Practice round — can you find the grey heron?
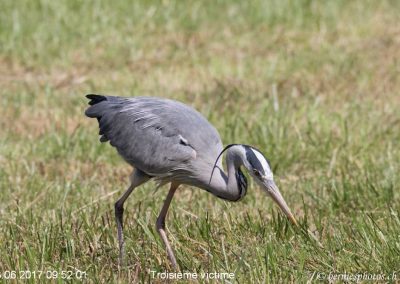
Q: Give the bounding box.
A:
[85,94,297,268]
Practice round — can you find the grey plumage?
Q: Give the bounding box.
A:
[85,94,297,268]
[85,95,222,187]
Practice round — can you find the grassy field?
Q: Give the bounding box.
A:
[1,0,400,282]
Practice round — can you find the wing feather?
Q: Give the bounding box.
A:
[85,95,222,180]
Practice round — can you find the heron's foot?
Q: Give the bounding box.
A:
[118,238,125,267]
[156,219,178,269]
[117,221,125,267]
[115,203,125,267]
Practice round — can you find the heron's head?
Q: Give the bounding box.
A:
[211,144,298,226]
[240,145,297,225]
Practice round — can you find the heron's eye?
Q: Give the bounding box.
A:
[253,169,261,177]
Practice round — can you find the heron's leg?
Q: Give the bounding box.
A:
[156,183,179,269]
[115,169,149,266]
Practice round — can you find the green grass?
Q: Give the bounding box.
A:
[1,0,400,282]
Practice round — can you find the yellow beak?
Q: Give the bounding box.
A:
[263,180,298,226]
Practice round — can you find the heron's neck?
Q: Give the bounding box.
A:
[206,148,247,201]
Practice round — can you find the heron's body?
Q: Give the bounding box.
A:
[85,94,297,268]
[87,96,223,182]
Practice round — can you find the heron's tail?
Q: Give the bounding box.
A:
[84,94,122,142]
[86,94,107,106]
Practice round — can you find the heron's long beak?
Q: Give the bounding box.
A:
[263,180,298,226]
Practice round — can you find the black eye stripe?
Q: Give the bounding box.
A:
[244,147,265,175]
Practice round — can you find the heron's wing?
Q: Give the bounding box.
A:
[85,95,199,177]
